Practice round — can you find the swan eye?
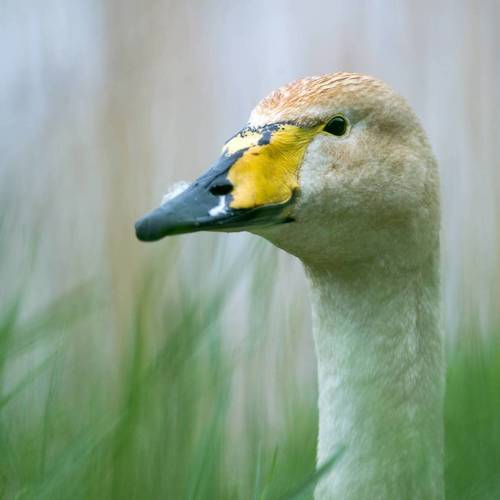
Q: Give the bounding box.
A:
[324,116,348,136]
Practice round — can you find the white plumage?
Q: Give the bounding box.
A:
[136,72,444,500]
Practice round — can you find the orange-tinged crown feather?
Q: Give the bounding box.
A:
[249,72,397,127]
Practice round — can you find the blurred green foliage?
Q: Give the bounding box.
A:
[0,241,499,500]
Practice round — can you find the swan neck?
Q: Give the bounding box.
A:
[306,253,444,500]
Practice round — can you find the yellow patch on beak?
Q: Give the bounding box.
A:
[222,123,320,209]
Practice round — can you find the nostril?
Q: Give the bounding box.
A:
[209,182,233,196]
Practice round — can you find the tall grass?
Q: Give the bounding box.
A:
[0,236,499,499]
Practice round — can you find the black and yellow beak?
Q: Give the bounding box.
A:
[135,122,320,242]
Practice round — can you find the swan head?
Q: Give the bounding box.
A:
[135,73,439,268]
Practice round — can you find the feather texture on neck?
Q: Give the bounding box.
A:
[306,249,444,500]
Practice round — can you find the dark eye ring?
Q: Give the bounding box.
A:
[324,115,348,136]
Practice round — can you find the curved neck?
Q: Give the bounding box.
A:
[305,251,444,500]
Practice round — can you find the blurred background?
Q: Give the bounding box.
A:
[1,1,499,499]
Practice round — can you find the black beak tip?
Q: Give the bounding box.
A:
[135,216,157,242]
[134,217,147,241]
[135,207,189,242]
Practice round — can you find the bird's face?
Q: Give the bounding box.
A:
[135,74,439,267]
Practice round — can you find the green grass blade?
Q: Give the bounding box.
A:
[277,446,345,500]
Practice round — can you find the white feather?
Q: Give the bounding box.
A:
[160,181,190,206]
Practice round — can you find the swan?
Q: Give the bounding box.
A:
[135,73,444,500]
